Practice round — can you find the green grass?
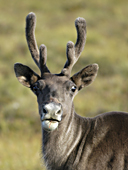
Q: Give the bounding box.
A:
[0,0,128,169]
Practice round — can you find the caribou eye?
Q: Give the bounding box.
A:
[31,82,39,93]
[33,86,38,92]
[71,85,77,93]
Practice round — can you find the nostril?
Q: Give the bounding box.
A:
[56,109,61,115]
[43,108,47,114]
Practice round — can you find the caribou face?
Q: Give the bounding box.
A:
[31,74,78,131]
[14,60,98,132]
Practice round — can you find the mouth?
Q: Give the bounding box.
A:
[42,118,60,131]
[42,118,60,123]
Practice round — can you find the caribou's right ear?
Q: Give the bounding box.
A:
[14,63,40,87]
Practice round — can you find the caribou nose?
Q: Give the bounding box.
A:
[41,102,62,131]
[42,102,62,116]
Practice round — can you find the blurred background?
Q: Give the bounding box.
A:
[0,0,128,169]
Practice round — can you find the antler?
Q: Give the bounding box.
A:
[61,17,86,77]
[26,12,50,77]
[26,13,86,77]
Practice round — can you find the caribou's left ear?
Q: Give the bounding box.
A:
[71,64,99,91]
[14,63,40,87]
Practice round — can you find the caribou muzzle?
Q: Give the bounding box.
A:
[41,102,63,131]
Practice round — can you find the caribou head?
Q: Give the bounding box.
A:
[14,12,98,131]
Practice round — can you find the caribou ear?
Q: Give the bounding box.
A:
[14,63,40,87]
[71,64,99,91]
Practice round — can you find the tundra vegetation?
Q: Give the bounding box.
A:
[0,0,128,169]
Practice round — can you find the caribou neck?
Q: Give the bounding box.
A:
[42,104,92,169]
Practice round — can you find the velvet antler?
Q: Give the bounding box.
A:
[26,12,50,76]
[26,13,86,77]
[61,17,86,77]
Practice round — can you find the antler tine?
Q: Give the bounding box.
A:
[26,12,50,75]
[39,44,50,77]
[75,17,86,58]
[61,41,75,76]
[61,17,86,77]
[26,12,40,67]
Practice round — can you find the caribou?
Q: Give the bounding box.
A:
[14,12,128,170]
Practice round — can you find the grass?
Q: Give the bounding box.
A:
[0,0,128,169]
